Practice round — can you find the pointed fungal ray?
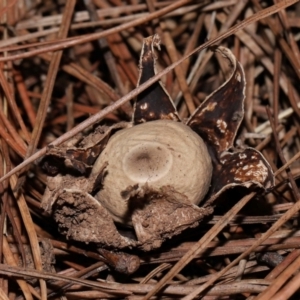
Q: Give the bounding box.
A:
[207,148,274,203]
[41,136,107,176]
[133,34,180,124]
[187,46,245,157]
[42,145,104,175]
[42,122,129,175]
[43,188,136,249]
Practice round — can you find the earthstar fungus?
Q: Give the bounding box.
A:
[42,34,274,252]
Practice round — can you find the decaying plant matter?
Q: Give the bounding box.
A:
[42,34,274,251]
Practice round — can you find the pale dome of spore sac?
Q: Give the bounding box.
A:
[91,119,213,225]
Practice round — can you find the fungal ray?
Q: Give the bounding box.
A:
[133,34,180,124]
[207,148,274,203]
[187,46,245,157]
[45,188,136,249]
[42,122,129,175]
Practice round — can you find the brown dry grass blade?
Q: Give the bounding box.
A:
[0,263,131,296]
[2,237,33,300]
[0,0,18,19]
[275,151,300,176]
[9,174,49,300]
[0,0,298,186]
[254,252,300,299]
[0,68,30,143]
[0,0,195,61]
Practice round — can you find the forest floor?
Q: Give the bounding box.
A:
[0,0,300,299]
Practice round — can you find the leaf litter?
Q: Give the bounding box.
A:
[0,0,300,299]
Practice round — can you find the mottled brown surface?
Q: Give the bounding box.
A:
[208,148,275,202]
[133,34,180,124]
[43,123,129,175]
[131,186,213,251]
[42,177,213,251]
[53,190,135,249]
[187,47,245,157]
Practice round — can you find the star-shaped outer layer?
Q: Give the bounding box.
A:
[134,35,274,203]
[41,35,274,253]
